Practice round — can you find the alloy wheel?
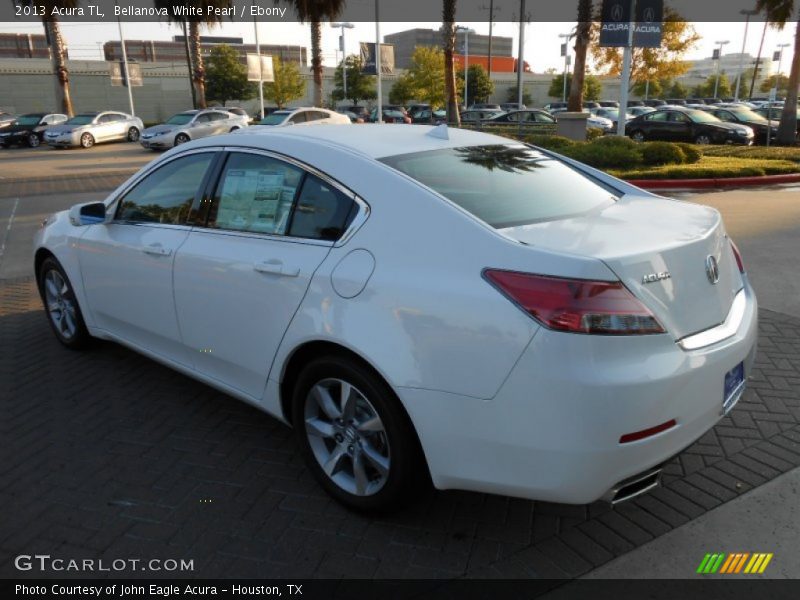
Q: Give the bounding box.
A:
[632,131,645,142]
[28,134,40,147]
[695,134,711,145]
[303,378,391,497]
[127,127,140,142]
[43,269,78,340]
[175,133,190,145]
[80,133,94,148]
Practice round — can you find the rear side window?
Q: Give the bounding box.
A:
[117,153,213,224]
[288,175,356,241]
[380,145,617,229]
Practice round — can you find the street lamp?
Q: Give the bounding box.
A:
[735,8,758,101]
[558,30,576,103]
[331,22,354,105]
[774,42,791,99]
[456,26,476,108]
[713,40,730,98]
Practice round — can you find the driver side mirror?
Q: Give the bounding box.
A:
[69,202,108,226]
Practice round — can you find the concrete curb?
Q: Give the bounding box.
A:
[626,172,800,190]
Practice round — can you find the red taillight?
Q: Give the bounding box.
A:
[484,269,665,335]
[729,239,745,273]
[619,419,677,444]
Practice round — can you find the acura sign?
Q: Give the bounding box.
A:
[634,0,663,48]
[599,0,663,48]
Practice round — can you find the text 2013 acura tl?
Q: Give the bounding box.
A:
[34,125,757,511]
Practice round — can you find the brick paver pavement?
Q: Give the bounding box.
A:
[1,277,799,578]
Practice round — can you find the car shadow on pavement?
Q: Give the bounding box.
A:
[2,277,799,579]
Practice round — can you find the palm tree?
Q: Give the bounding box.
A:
[442,0,461,125]
[155,1,232,109]
[285,1,346,107]
[40,1,77,116]
[567,0,593,112]
[756,0,799,144]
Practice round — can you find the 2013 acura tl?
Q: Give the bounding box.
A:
[33,125,757,511]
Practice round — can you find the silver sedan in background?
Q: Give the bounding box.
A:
[140,109,249,150]
[44,111,144,149]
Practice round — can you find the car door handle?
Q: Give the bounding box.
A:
[141,244,172,257]
[253,260,299,277]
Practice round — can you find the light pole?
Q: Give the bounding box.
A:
[253,1,264,120]
[774,43,791,99]
[115,4,135,117]
[331,22,354,106]
[456,26,475,107]
[713,40,730,99]
[558,31,575,103]
[735,8,758,101]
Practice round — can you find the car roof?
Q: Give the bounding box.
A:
[229,124,512,159]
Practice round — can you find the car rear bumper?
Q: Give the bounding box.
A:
[140,139,173,149]
[399,278,758,504]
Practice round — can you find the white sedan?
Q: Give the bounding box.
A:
[255,107,351,127]
[34,125,757,511]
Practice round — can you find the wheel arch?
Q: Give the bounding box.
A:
[34,247,57,296]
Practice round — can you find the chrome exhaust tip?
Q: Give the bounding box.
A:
[603,466,663,505]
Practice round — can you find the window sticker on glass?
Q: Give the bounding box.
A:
[216,169,286,233]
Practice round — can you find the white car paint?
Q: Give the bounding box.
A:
[253,107,351,128]
[34,125,758,506]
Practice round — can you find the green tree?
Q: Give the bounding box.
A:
[759,73,792,96]
[284,0,345,107]
[693,73,733,98]
[442,0,460,124]
[263,57,306,109]
[205,45,256,106]
[592,8,700,90]
[632,79,663,98]
[407,46,448,109]
[155,1,233,109]
[548,73,601,101]
[568,0,593,111]
[666,80,689,98]
[456,64,495,105]
[389,73,417,106]
[40,1,78,116]
[506,85,532,106]
[756,0,800,144]
[332,55,377,106]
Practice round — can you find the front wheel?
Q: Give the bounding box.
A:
[292,356,428,512]
[38,257,91,349]
[694,134,712,145]
[80,132,95,148]
[174,133,190,146]
[630,130,646,142]
[127,127,140,142]
[27,133,40,147]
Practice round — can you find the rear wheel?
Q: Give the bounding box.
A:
[292,355,427,512]
[631,130,646,142]
[694,133,712,145]
[38,257,90,349]
[126,127,140,142]
[174,133,190,146]
[80,133,95,148]
[27,133,40,147]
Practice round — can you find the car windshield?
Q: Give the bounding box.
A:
[66,115,95,125]
[729,109,768,123]
[166,113,194,125]
[260,112,290,125]
[380,145,618,229]
[685,109,720,123]
[15,115,42,126]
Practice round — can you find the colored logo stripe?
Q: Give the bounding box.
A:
[697,553,773,574]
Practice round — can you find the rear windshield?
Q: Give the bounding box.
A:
[380,145,618,229]
[260,112,290,125]
[166,113,194,125]
[67,115,95,125]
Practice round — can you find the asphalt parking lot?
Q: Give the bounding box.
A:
[1,147,799,579]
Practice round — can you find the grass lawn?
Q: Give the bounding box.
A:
[609,156,800,180]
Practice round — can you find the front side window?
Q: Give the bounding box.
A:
[208,153,304,235]
[116,153,214,224]
[380,145,617,229]
[645,112,668,122]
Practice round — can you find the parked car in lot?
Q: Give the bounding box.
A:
[338,110,365,124]
[627,106,656,117]
[753,106,800,139]
[626,107,755,145]
[598,100,620,108]
[460,109,505,123]
[34,124,757,511]
[0,113,68,147]
[643,99,666,107]
[704,106,779,144]
[409,108,447,124]
[44,111,144,149]
[499,102,526,111]
[257,107,351,127]
[369,108,411,124]
[486,109,556,125]
[338,105,370,120]
[140,109,249,150]
[591,107,634,128]
[468,103,502,111]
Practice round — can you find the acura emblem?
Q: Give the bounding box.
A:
[706,255,720,284]
[643,7,655,22]
[611,3,624,21]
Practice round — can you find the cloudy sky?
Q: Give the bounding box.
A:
[0,19,795,74]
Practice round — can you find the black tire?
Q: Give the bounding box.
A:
[80,132,95,148]
[174,133,190,146]
[631,130,646,142]
[38,257,91,349]
[292,355,428,513]
[694,133,712,145]
[127,127,140,142]
[27,133,40,148]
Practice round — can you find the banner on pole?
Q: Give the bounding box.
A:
[246,54,274,82]
[599,0,662,48]
[109,62,142,87]
[633,0,663,48]
[599,0,633,47]
[359,42,395,74]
